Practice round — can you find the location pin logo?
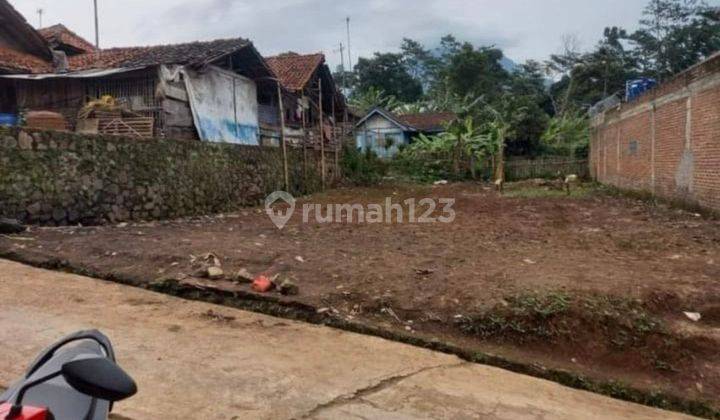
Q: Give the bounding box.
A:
[265,191,296,230]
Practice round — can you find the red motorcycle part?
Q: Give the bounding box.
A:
[0,403,49,420]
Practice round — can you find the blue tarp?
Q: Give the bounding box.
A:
[0,113,18,126]
[181,66,260,145]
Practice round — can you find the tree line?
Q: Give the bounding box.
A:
[336,0,719,165]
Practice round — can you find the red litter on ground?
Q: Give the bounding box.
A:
[252,275,274,293]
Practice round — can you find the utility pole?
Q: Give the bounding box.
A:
[36,9,43,28]
[93,0,100,49]
[346,17,353,72]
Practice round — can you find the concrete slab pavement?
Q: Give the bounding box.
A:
[0,259,694,419]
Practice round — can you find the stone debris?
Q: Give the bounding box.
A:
[683,312,702,322]
[278,279,299,296]
[233,268,254,283]
[191,252,221,268]
[0,218,26,234]
[206,267,224,280]
[201,309,235,323]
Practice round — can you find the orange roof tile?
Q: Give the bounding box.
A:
[0,46,51,73]
[39,24,97,54]
[67,38,251,72]
[265,52,325,92]
[397,112,457,132]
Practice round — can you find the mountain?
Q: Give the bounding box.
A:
[501,57,518,73]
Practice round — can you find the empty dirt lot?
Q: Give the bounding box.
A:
[1,182,719,415]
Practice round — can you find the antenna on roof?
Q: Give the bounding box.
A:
[36,8,43,28]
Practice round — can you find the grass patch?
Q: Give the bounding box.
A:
[598,184,720,220]
[456,291,665,348]
[502,184,597,199]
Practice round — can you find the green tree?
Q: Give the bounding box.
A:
[548,29,637,113]
[630,0,719,80]
[476,96,529,182]
[504,61,552,156]
[348,87,402,115]
[354,53,423,103]
[402,116,496,180]
[438,43,509,102]
[541,112,590,158]
[400,38,437,91]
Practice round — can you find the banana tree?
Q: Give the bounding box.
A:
[349,87,402,114]
[541,112,590,158]
[478,96,528,183]
[409,116,495,178]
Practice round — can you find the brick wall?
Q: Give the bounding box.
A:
[0,128,324,225]
[591,53,720,212]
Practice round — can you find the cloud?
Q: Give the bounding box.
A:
[11,0,650,69]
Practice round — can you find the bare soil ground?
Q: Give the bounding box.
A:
[2,182,720,412]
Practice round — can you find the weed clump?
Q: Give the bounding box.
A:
[455,291,665,349]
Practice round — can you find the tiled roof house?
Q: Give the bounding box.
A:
[38,24,97,56]
[354,107,457,158]
[265,52,345,126]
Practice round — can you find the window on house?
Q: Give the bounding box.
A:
[385,135,399,149]
[629,140,639,156]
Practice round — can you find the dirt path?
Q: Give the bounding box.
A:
[1,182,719,414]
[0,259,693,419]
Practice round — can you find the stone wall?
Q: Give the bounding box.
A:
[590,54,720,212]
[0,128,323,225]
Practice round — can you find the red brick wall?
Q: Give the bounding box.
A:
[591,54,720,212]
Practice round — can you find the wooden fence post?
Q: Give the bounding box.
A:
[332,95,339,181]
[318,79,326,191]
[277,83,289,191]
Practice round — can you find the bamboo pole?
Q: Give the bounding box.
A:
[318,79,326,191]
[302,101,307,185]
[332,94,339,180]
[277,83,289,191]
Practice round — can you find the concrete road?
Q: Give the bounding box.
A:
[0,259,693,419]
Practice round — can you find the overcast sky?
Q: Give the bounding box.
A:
[11,0,696,69]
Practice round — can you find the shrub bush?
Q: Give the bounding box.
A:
[340,144,388,186]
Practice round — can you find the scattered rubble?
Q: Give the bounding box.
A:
[201,309,236,323]
[684,312,702,322]
[206,267,224,280]
[278,279,299,296]
[252,275,275,293]
[233,268,254,283]
[0,218,26,235]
